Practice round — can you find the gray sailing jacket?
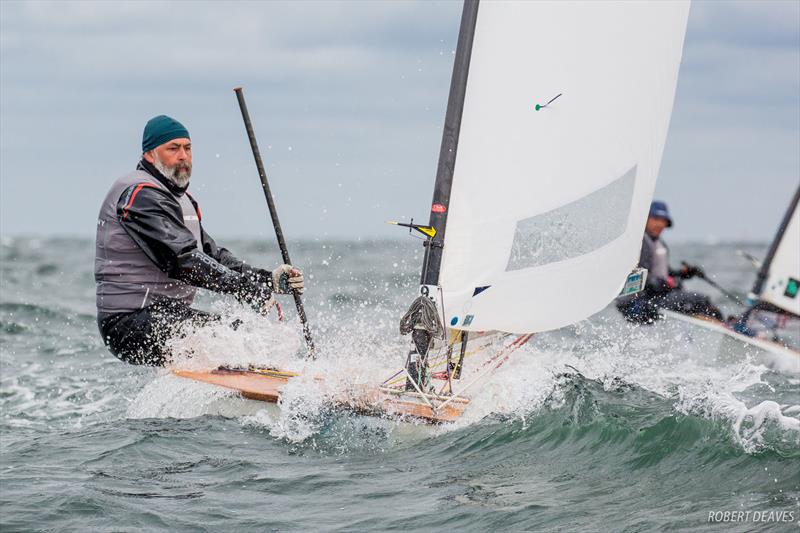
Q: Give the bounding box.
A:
[641,233,670,292]
[95,162,272,316]
[617,233,680,307]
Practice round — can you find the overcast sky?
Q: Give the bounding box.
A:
[1,0,798,242]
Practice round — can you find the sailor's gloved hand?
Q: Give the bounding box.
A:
[680,262,704,279]
[271,264,305,294]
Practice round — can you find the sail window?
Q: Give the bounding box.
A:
[786,278,799,298]
[506,166,637,271]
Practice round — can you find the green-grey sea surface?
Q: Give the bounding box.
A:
[1,238,798,532]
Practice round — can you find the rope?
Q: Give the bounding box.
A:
[399,296,443,337]
[384,334,511,389]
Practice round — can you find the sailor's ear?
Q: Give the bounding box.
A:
[142,151,155,164]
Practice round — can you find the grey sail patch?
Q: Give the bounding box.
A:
[506,166,637,271]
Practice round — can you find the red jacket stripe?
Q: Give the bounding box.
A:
[122,183,159,219]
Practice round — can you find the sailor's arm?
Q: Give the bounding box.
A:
[184,192,294,293]
[116,185,272,306]
[201,228,305,295]
[671,263,704,280]
[189,198,304,296]
[199,226,274,284]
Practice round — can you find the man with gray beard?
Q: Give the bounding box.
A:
[94,115,304,365]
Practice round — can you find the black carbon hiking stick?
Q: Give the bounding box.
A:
[234,87,316,358]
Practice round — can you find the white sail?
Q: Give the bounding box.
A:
[437,1,690,334]
[757,192,800,317]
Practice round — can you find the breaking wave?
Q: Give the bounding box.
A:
[126,308,800,458]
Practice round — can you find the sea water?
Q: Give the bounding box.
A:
[1,238,798,531]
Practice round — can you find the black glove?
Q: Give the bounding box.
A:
[680,262,704,279]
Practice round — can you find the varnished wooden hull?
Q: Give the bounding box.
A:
[172,367,469,424]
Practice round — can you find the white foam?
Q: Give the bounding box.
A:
[127,305,408,441]
[445,316,800,453]
[242,373,331,442]
[127,306,800,452]
[165,307,304,371]
[675,387,800,453]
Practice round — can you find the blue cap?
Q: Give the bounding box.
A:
[649,200,673,227]
[142,115,190,153]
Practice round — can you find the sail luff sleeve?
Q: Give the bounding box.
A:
[420,0,480,286]
[751,184,800,299]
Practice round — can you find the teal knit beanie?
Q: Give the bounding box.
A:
[142,115,190,152]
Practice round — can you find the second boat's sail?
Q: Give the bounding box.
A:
[429,1,690,334]
[749,185,800,318]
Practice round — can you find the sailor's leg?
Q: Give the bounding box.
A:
[101,306,171,365]
[100,299,220,366]
[616,297,660,324]
[660,290,723,321]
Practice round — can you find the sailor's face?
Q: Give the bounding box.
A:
[645,216,669,238]
[151,138,192,168]
[144,138,193,185]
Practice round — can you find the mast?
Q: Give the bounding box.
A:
[750,184,800,301]
[420,0,480,286]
